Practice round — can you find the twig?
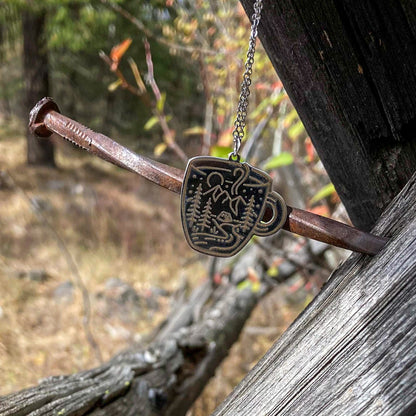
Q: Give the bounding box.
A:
[254,238,329,278]
[4,170,103,364]
[144,39,161,102]
[100,45,188,163]
[144,39,188,163]
[99,51,152,106]
[241,107,273,161]
[202,99,214,155]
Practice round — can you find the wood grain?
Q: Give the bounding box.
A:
[241,0,416,230]
[212,174,416,415]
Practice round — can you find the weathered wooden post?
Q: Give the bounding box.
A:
[212,1,416,414]
[0,1,415,415]
[240,0,416,231]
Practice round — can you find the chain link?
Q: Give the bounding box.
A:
[230,0,264,160]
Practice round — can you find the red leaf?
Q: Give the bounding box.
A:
[216,114,225,127]
[213,273,222,285]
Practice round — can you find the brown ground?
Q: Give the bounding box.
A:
[0,121,312,414]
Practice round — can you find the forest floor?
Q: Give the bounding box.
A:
[0,120,314,415]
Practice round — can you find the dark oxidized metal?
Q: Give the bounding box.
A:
[29,97,389,256]
[181,157,286,256]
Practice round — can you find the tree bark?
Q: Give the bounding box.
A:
[22,8,55,166]
[241,0,416,231]
[0,238,329,416]
[212,172,416,416]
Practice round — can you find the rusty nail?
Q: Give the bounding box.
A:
[29,97,389,255]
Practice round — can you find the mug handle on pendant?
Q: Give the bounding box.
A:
[254,191,287,236]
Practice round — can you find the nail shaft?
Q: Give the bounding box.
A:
[285,207,388,255]
[43,109,183,193]
[29,97,388,255]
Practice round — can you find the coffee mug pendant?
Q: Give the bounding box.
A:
[181,156,287,257]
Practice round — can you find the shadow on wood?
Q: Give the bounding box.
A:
[212,173,416,415]
[241,0,416,231]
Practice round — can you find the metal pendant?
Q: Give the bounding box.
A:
[180,156,287,257]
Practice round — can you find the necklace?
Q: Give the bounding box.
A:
[180,0,287,257]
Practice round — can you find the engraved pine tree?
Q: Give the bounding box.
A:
[240,195,257,232]
[197,197,212,231]
[186,183,203,228]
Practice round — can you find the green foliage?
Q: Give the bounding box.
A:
[0,0,202,147]
[108,79,122,92]
[263,153,294,170]
[156,92,166,112]
[144,116,159,131]
[237,278,260,293]
[310,183,336,205]
[210,146,233,159]
[183,126,206,136]
[47,3,115,52]
[288,121,305,141]
[0,0,321,179]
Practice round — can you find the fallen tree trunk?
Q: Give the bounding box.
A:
[212,173,415,415]
[0,236,328,416]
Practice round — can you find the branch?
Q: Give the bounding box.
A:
[143,39,188,163]
[0,235,329,416]
[100,44,188,163]
[212,175,416,416]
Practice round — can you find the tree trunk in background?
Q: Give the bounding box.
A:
[0,22,11,120]
[22,9,55,166]
[241,0,416,231]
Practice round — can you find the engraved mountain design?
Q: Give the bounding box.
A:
[181,157,279,256]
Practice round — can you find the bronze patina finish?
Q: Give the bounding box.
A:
[29,97,389,255]
[181,156,287,257]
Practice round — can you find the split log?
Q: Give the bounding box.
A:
[241,0,416,230]
[212,173,416,415]
[0,238,328,416]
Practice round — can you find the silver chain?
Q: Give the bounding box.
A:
[230,0,264,161]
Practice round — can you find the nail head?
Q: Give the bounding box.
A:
[29,97,61,137]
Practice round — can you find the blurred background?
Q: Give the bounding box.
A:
[0,1,349,414]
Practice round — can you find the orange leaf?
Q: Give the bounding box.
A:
[110,38,132,70]
[255,82,269,91]
[247,267,260,283]
[272,258,284,267]
[309,205,330,217]
[217,127,233,147]
[272,81,283,90]
[305,137,315,162]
